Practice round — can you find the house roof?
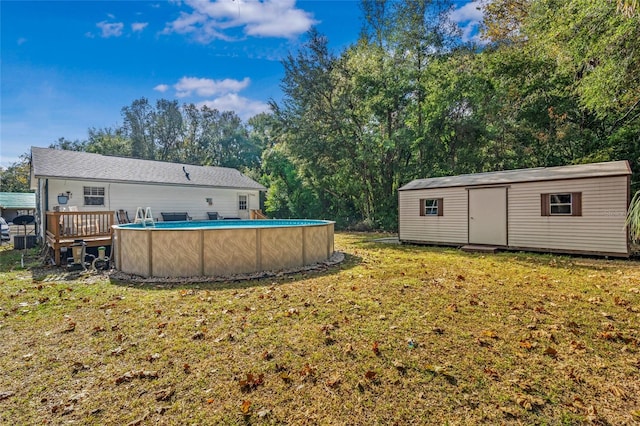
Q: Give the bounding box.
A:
[0,192,36,209]
[399,160,632,191]
[31,147,266,191]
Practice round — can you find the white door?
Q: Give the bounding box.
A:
[238,194,249,219]
[468,187,507,246]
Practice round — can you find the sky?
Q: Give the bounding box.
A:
[0,0,483,168]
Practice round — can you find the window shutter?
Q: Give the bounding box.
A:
[437,198,444,216]
[419,199,425,216]
[572,192,582,216]
[541,194,550,216]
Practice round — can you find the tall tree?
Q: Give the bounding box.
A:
[122,98,155,160]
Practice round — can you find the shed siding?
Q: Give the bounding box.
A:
[508,176,628,254]
[399,187,468,244]
[47,179,260,221]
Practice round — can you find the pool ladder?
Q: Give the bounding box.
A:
[134,207,155,227]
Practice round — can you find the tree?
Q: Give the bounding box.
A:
[122,98,155,160]
[0,154,32,192]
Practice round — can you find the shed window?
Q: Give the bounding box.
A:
[238,195,248,211]
[83,186,105,206]
[420,198,443,216]
[541,192,582,216]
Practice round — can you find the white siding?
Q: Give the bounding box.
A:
[398,187,468,244]
[46,179,260,221]
[507,176,628,255]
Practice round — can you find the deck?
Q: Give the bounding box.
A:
[46,211,115,265]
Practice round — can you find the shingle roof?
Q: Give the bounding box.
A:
[399,160,631,191]
[31,147,266,191]
[0,192,36,209]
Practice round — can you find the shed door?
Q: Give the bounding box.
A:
[238,194,249,219]
[468,187,507,246]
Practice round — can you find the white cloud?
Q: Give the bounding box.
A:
[197,94,269,120]
[132,22,149,32]
[154,84,170,93]
[17,37,27,46]
[450,1,484,23]
[164,0,317,42]
[97,21,124,38]
[449,1,486,44]
[174,76,251,98]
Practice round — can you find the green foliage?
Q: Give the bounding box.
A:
[0,154,32,193]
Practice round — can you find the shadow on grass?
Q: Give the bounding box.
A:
[359,238,639,272]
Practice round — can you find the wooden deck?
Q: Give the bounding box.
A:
[46,211,115,265]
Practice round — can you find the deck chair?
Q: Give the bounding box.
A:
[117,209,131,224]
[207,212,219,220]
[160,212,191,221]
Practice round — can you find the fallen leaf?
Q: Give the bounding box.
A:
[0,391,15,401]
[241,400,251,415]
[326,375,341,388]
[543,347,558,358]
[191,331,205,340]
[364,370,377,380]
[257,407,271,418]
[519,340,534,350]
[372,341,381,356]
[484,367,500,380]
[154,387,174,402]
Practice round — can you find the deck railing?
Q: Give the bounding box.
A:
[45,211,115,265]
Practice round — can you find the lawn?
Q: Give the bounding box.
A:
[1,233,639,425]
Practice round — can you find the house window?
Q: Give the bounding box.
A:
[238,195,248,211]
[541,192,582,216]
[419,198,443,216]
[84,186,105,206]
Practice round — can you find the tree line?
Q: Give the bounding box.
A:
[2,0,638,231]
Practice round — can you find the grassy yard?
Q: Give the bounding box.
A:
[1,233,639,425]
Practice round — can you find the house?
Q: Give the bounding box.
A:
[0,192,36,222]
[30,147,266,263]
[398,160,632,257]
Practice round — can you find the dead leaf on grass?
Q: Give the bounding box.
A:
[543,347,558,358]
[326,374,341,388]
[519,340,535,350]
[154,387,174,401]
[241,400,251,415]
[372,341,381,356]
[484,367,500,380]
[62,319,76,333]
[516,393,544,411]
[239,373,264,392]
[115,370,158,385]
[110,346,125,356]
[364,370,377,380]
[0,391,15,401]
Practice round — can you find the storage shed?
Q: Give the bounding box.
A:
[398,161,632,257]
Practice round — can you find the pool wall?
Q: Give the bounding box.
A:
[113,221,334,278]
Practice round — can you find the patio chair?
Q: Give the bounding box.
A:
[207,212,219,220]
[160,212,191,221]
[117,209,131,224]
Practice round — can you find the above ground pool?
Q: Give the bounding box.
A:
[112,219,335,278]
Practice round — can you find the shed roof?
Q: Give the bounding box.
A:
[399,160,631,191]
[0,192,36,209]
[31,147,266,191]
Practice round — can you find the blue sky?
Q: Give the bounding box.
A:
[0,0,483,168]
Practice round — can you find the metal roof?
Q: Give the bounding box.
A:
[0,192,36,209]
[31,147,266,191]
[399,160,631,191]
